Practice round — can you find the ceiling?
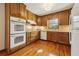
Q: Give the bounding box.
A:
[25,3,74,16]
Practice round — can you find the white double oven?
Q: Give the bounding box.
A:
[10,16,26,48]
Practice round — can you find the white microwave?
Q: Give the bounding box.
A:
[10,17,26,34]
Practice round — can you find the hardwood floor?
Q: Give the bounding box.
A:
[0,40,71,56]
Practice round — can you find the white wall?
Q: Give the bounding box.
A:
[0,4,5,50]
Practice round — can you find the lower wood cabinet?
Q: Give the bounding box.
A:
[26,32,39,44]
[58,32,69,44]
[47,31,69,45]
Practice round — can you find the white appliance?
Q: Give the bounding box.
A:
[10,17,26,34]
[10,16,26,48]
[10,33,26,48]
[40,31,47,40]
[71,16,79,56]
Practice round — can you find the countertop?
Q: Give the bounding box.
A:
[41,25,70,32]
[26,25,70,32]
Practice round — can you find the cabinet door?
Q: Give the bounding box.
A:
[47,32,52,41]
[32,14,37,22]
[37,17,42,26]
[47,32,58,42]
[41,16,47,26]
[51,32,59,42]
[58,10,70,25]
[26,32,31,44]
[19,4,26,19]
[27,10,33,20]
[58,32,69,44]
[10,3,20,17]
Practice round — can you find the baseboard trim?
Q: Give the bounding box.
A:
[0,49,6,52]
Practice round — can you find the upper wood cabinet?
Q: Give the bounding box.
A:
[41,16,48,26]
[37,17,42,26]
[27,10,33,20]
[9,3,27,19]
[27,10,37,22]
[58,10,70,25]
[32,14,37,22]
[40,9,71,26]
[9,3,20,17]
[19,4,27,19]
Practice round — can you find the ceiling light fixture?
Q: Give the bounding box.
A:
[41,3,55,11]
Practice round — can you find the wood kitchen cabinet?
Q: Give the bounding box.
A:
[39,9,71,26]
[37,16,42,26]
[9,3,27,19]
[47,31,69,45]
[27,10,33,20]
[5,3,38,54]
[26,32,40,44]
[9,3,20,17]
[19,4,27,19]
[32,15,37,22]
[58,32,69,44]
[41,16,48,26]
[47,32,58,42]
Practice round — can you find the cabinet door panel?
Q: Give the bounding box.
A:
[47,32,52,41]
[41,16,47,26]
[10,3,20,17]
[48,32,58,42]
[51,32,58,42]
[58,32,69,44]
[19,4,26,19]
[37,17,42,26]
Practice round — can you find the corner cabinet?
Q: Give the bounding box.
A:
[47,31,70,45]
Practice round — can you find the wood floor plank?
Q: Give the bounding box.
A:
[59,44,65,56]
[0,40,71,56]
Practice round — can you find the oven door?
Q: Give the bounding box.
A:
[10,21,26,34]
[10,33,26,48]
